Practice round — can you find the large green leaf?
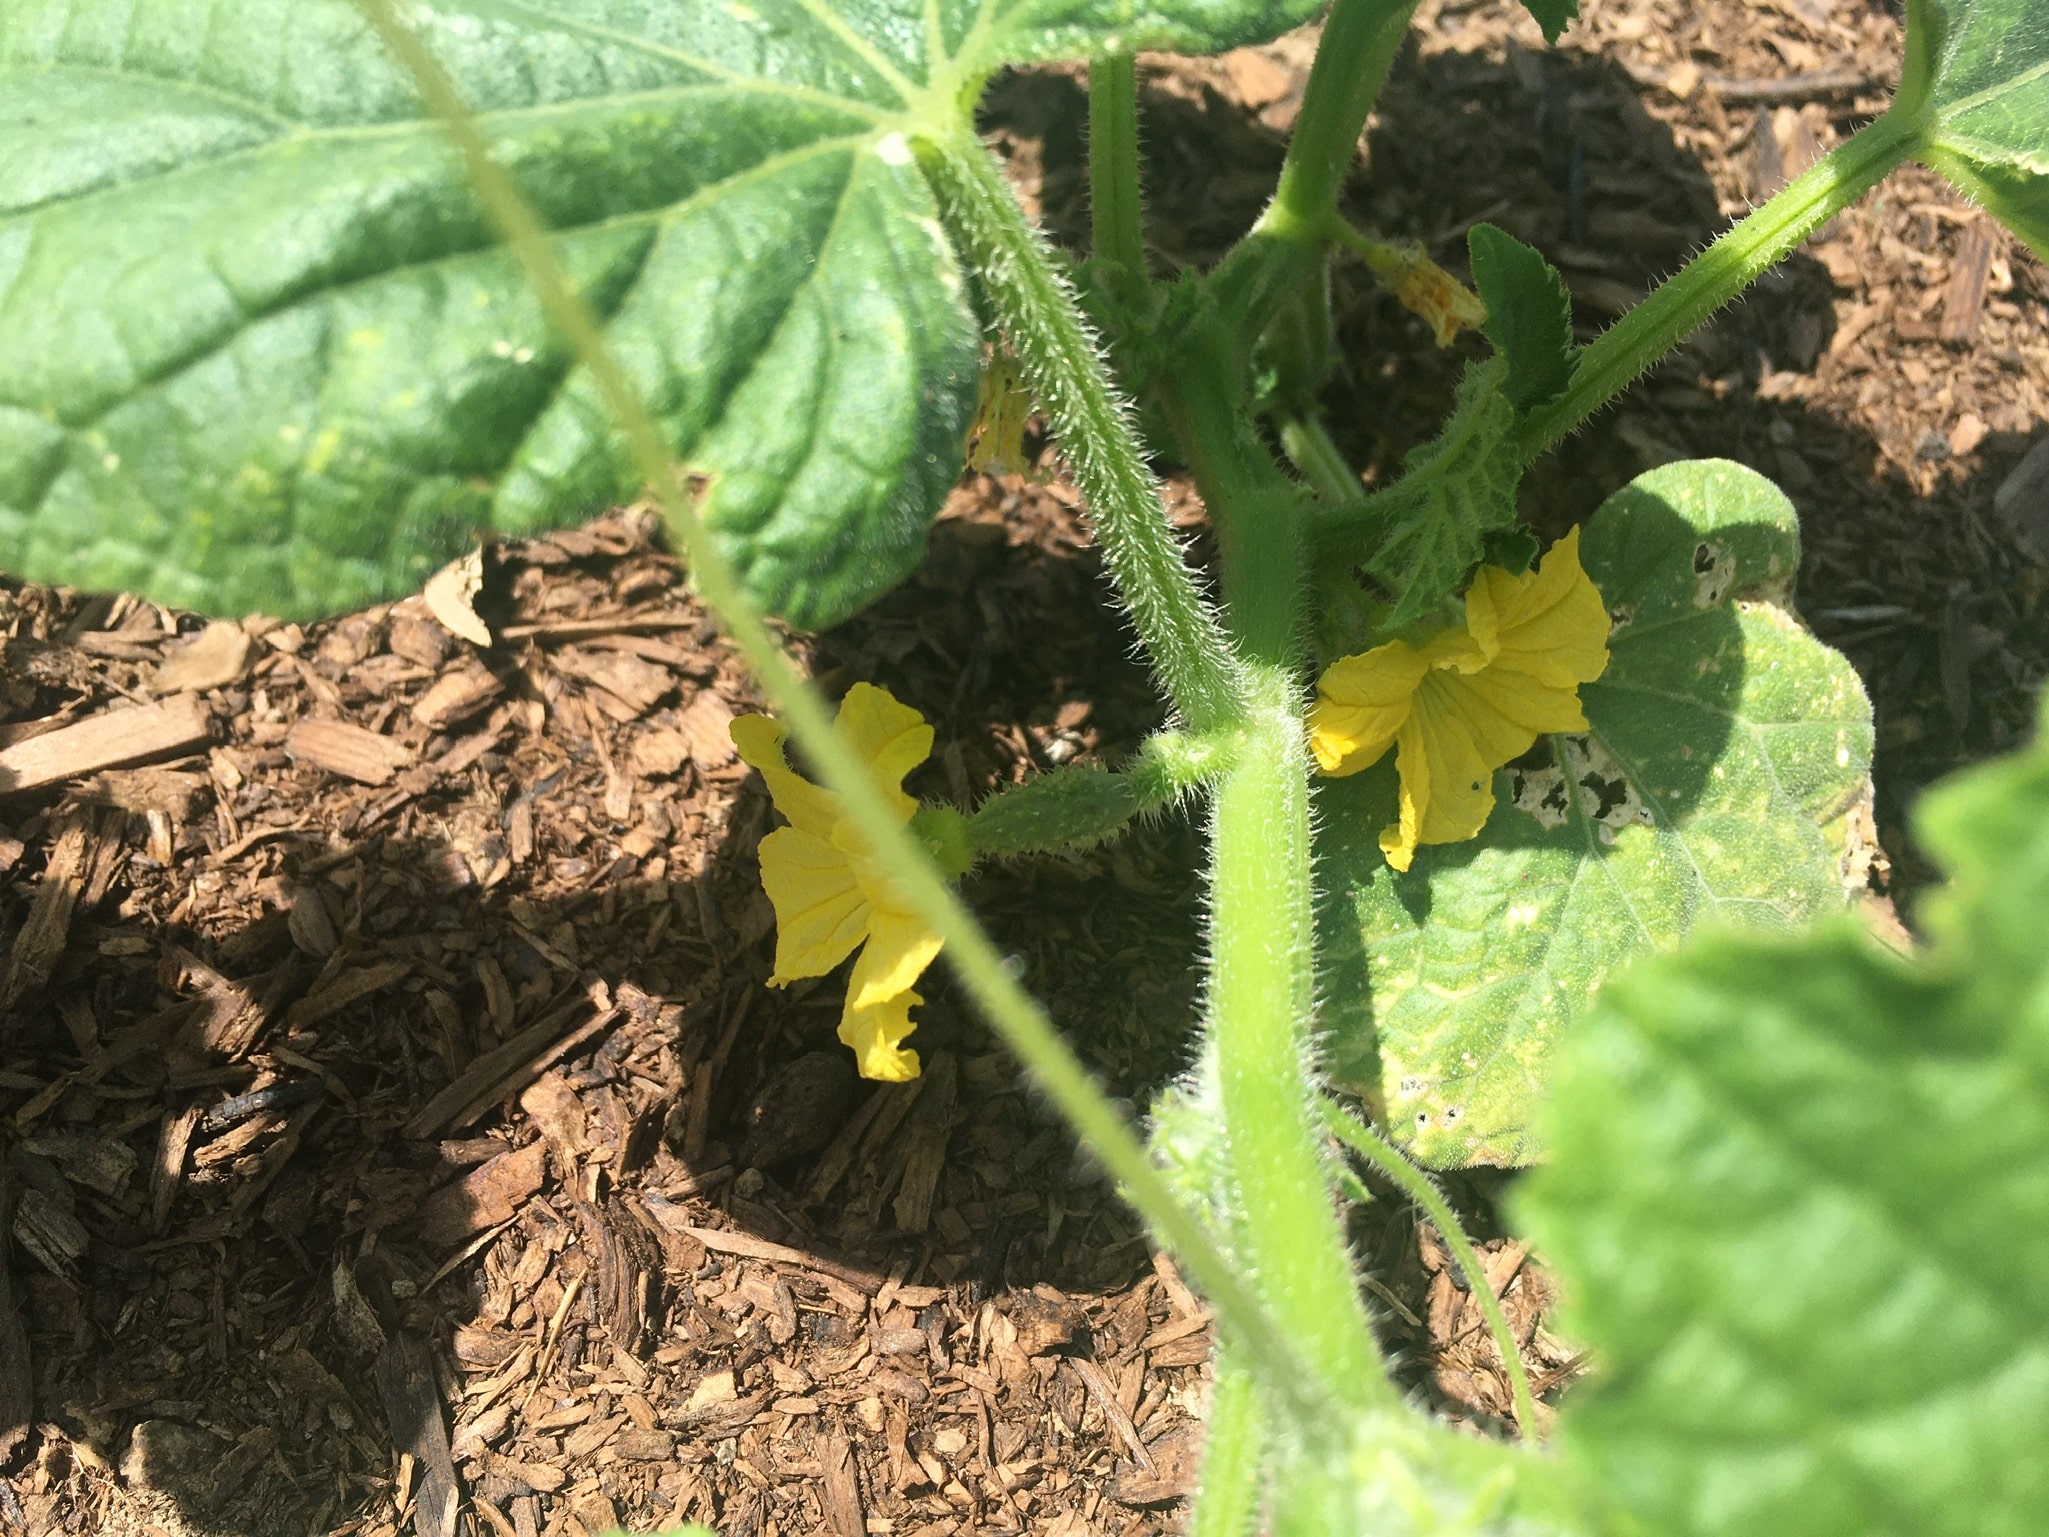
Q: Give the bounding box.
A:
[1318,460,1873,1167]
[1516,702,2049,1537]
[1900,0,2049,257]
[0,0,1319,626]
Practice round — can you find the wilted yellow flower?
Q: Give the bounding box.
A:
[1358,240,1488,347]
[1310,529,1610,871]
[965,349,1037,478]
[730,683,942,1082]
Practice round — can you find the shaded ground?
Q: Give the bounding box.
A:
[1,1,2042,1534]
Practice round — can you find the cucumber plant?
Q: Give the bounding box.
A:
[3,0,2046,1531]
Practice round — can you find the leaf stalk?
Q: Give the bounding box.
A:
[1088,54,1149,296]
[1519,111,1920,453]
[921,133,1248,733]
[1322,1098,1540,1437]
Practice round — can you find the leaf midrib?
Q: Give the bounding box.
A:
[1932,51,2049,127]
[18,133,871,430]
[0,71,885,234]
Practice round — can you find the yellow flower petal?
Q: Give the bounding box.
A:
[1309,642,1429,775]
[847,904,944,1012]
[756,826,868,984]
[835,682,931,822]
[1381,680,1521,870]
[1330,530,1611,869]
[1467,528,1610,692]
[730,715,840,837]
[840,988,923,1082]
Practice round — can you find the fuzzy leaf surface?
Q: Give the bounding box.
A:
[1358,359,1522,629]
[1903,0,2049,256]
[1468,224,1574,412]
[1516,707,2049,1537]
[1318,460,1872,1166]
[0,0,1319,625]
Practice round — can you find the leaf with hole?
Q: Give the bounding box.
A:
[1516,703,2049,1537]
[0,0,1323,625]
[1316,460,1874,1167]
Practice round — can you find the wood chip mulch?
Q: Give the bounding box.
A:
[0,470,1557,1537]
[6,1,2044,1533]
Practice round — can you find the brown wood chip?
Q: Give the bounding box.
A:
[414,1140,548,1251]
[151,620,254,695]
[284,960,412,1029]
[673,690,738,768]
[553,647,675,715]
[0,694,212,795]
[376,1334,460,1537]
[405,998,621,1139]
[1940,221,1995,345]
[892,1051,957,1235]
[413,661,505,731]
[2,809,124,1011]
[285,718,416,785]
[638,1201,885,1296]
[820,1426,865,1537]
[0,1185,32,1460]
[614,1427,676,1462]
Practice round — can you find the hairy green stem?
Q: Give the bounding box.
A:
[1519,112,1918,453]
[923,134,1245,732]
[1206,0,1416,370]
[1189,1353,1265,1537]
[1209,683,1383,1410]
[1088,54,1148,292]
[1278,415,1362,504]
[1322,1099,1540,1437]
[1156,328,1387,1413]
[354,0,1323,1418]
[1265,0,1419,241]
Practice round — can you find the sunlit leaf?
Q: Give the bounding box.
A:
[0,0,1321,624]
[1518,703,2049,1537]
[1901,0,2049,257]
[1318,461,1873,1166]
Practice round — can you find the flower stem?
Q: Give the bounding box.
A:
[1322,1098,1540,1437]
[1518,112,1918,454]
[355,0,1322,1420]
[965,727,1239,861]
[1088,54,1148,295]
[921,133,1245,733]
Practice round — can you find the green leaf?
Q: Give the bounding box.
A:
[0,0,1321,626]
[1515,704,2049,1537]
[1467,224,1575,412]
[1900,0,2049,258]
[1515,0,1580,46]
[1356,359,1522,630]
[1318,460,1874,1167]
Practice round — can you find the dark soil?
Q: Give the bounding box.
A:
[1,2,2042,1534]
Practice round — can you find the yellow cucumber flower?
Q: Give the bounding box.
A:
[1310,528,1610,872]
[730,683,942,1083]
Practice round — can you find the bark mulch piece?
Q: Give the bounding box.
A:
[2,2,2043,1533]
